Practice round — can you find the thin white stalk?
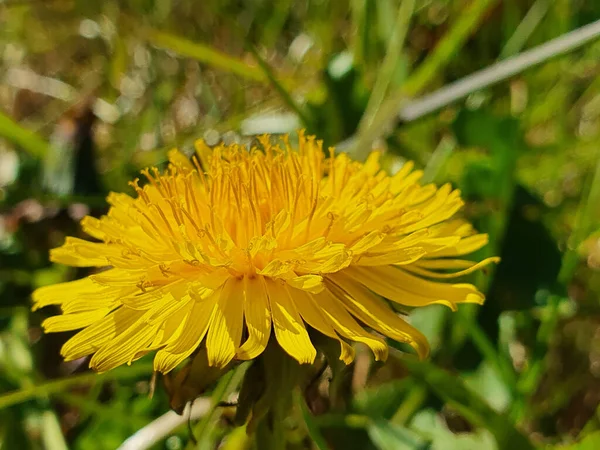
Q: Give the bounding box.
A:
[117,399,211,450]
[398,18,600,122]
[338,19,600,153]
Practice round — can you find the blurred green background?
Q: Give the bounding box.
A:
[2,0,600,449]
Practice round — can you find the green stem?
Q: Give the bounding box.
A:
[0,361,154,410]
[252,345,306,450]
[255,411,286,450]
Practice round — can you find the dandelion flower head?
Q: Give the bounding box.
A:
[32,132,498,373]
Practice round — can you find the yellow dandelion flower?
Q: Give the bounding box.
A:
[32,132,498,373]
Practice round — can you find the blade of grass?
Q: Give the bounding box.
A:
[500,0,554,58]
[559,150,600,283]
[260,0,293,47]
[295,389,330,450]
[353,0,498,156]
[390,384,427,426]
[398,354,535,449]
[403,0,499,95]
[0,110,52,158]
[421,136,456,184]
[455,309,518,395]
[56,392,148,429]
[357,0,415,134]
[145,29,266,83]
[40,410,69,450]
[350,0,373,68]
[513,152,600,421]
[397,18,600,123]
[185,362,249,450]
[0,362,154,409]
[247,45,313,127]
[346,14,600,158]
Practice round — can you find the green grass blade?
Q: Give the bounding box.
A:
[455,310,518,394]
[0,362,154,410]
[185,362,249,450]
[56,392,147,428]
[559,150,600,283]
[247,45,313,127]
[145,30,266,82]
[358,0,415,134]
[399,355,535,449]
[514,153,600,421]
[0,110,51,158]
[500,0,553,58]
[40,410,69,450]
[295,389,331,450]
[354,0,498,157]
[402,0,499,96]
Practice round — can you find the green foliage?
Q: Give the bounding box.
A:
[1,0,600,449]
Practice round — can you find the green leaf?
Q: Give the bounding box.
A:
[411,409,498,450]
[398,356,535,450]
[367,418,429,450]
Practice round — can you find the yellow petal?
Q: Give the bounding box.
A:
[409,256,500,278]
[61,307,144,361]
[90,293,192,372]
[80,216,107,240]
[327,273,430,360]
[62,287,133,314]
[286,274,324,294]
[237,276,271,360]
[346,265,485,310]
[206,278,244,368]
[90,320,160,372]
[350,231,385,255]
[153,288,218,373]
[149,300,193,350]
[32,277,106,310]
[354,247,426,266]
[42,308,112,332]
[389,161,417,193]
[288,286,354,364]
[168,148,195,172]
[90,269,145,286]
[265,278,316,364]
[311,289,388,361]
[50,237,122,267]
[120,280,188,310]
[427,234,490,258]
